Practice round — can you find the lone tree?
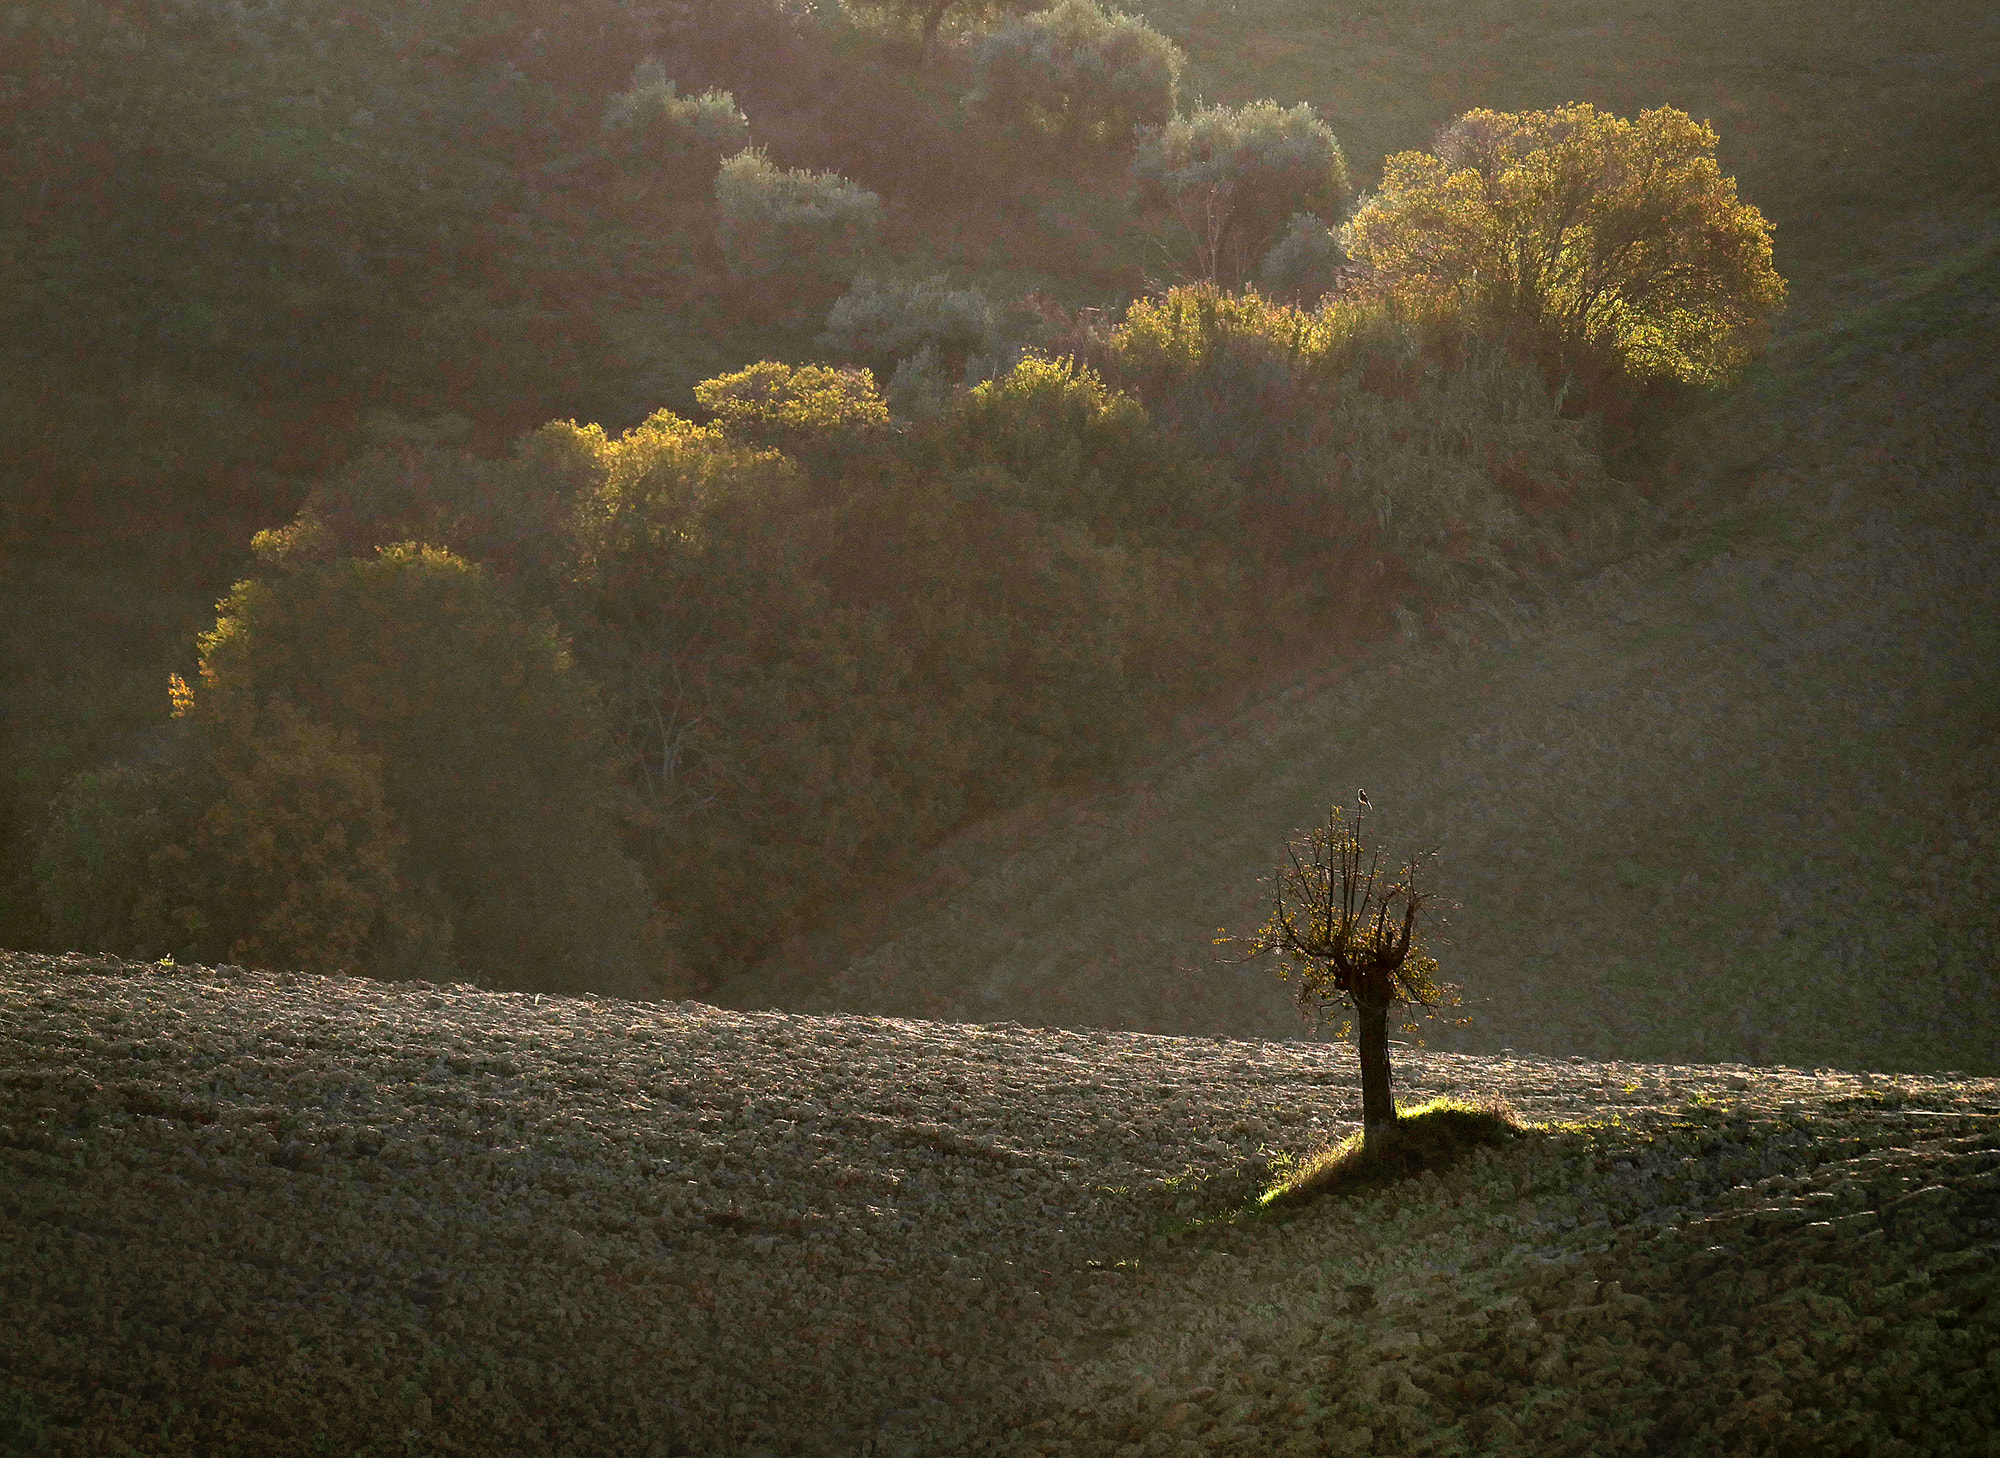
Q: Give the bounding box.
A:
[1221,792,1465,1152]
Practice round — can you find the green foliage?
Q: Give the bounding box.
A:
[692,361,893,464]
[934,353,1241,542]
[32,705,413,979]
[1099,285,1635,611]
[187,544,658,995]
[818,274,1003,377]
[912,352,1268,714]
[789,471,1156,793]
[1258,212,1346,305]
[0,1383,46,1455]
[1133,100,1351,281]
[714,148,885,284]
[33,744,211,967]
[247,443,578,609]
[840,0,1035,59]
[965,0,1184,161]
[886,345,957,422]
[1341,103,1787,394]
[1109,284,1337,382]
[601,60,751,192]
[552,411,969,978]
[159,701,413,980]
[1104,283,1334,484]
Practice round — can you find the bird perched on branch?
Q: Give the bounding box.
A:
[1357,789,1371,808]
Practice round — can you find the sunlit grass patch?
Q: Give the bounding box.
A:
[1137,1093,1540,1245]
[1256,1091,1529,1211]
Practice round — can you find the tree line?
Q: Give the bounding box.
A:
[10,1,1782,998]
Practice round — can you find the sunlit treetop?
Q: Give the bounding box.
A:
[1341,103,1786,390]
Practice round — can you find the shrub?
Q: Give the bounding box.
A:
[601,59,751,191]
[1258,212,1346,305]
[923,352,1266,709]
[1101,284,1636,626]
[692,361,892,465]
[1340,103,1785,398]
[164,702,414,978]
[1283,304,1636,612]
[842,0,1035,62]
[246,444,578,608]
[186,544,659,996]
[33,704,417,978]
[1133,101,1351,280]
[818,273,1002,378]
[966,0,1184,161]
[714,147,884,284]
[886,344,956,421]
[34,738,214,966]
[784,469,1153,794]
[934,352,1240,542]
[1104,283,1334,485]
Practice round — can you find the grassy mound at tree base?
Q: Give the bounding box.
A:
[1262,1094,1530,1211]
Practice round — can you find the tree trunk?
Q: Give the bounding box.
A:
[1355,996,1398,1153]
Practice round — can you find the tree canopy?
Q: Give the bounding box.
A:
[1341,103,1786,391]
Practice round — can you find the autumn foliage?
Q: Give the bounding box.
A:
[24,82,1789,996]
[1341,104,1785,400]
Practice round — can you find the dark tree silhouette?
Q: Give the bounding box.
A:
[1221,792,1465,1151]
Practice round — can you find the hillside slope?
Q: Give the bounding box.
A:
[711,196,2000,1077]
[5,956,1997,1456]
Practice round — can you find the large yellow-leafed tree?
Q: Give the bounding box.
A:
[1341,103,1785,393]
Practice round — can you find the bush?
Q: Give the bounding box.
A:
[1285,306,1636,611]
[692,361,893,465]
[966,0,1184,161]
[33,705,418,979]
[1104,283,1334,486]
[934,352,1242,543]
[923,352,1265,708]
[784,468,1154,794]
[886,344,956,422]
[184,544,659,996]
[34,739,214,966]
[246,444,579,609]
[1258,212,1346,305]
[1101,285,1637,624]
[164,703,416,979]
[714,147,884,284]
[601,59,751,191]
[1133,101,1351,280]
[818,273,1002,378]
[1340,103,1785,398]
[841,0,1036,62]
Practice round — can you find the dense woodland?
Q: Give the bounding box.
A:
[3,0,1893,1001]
